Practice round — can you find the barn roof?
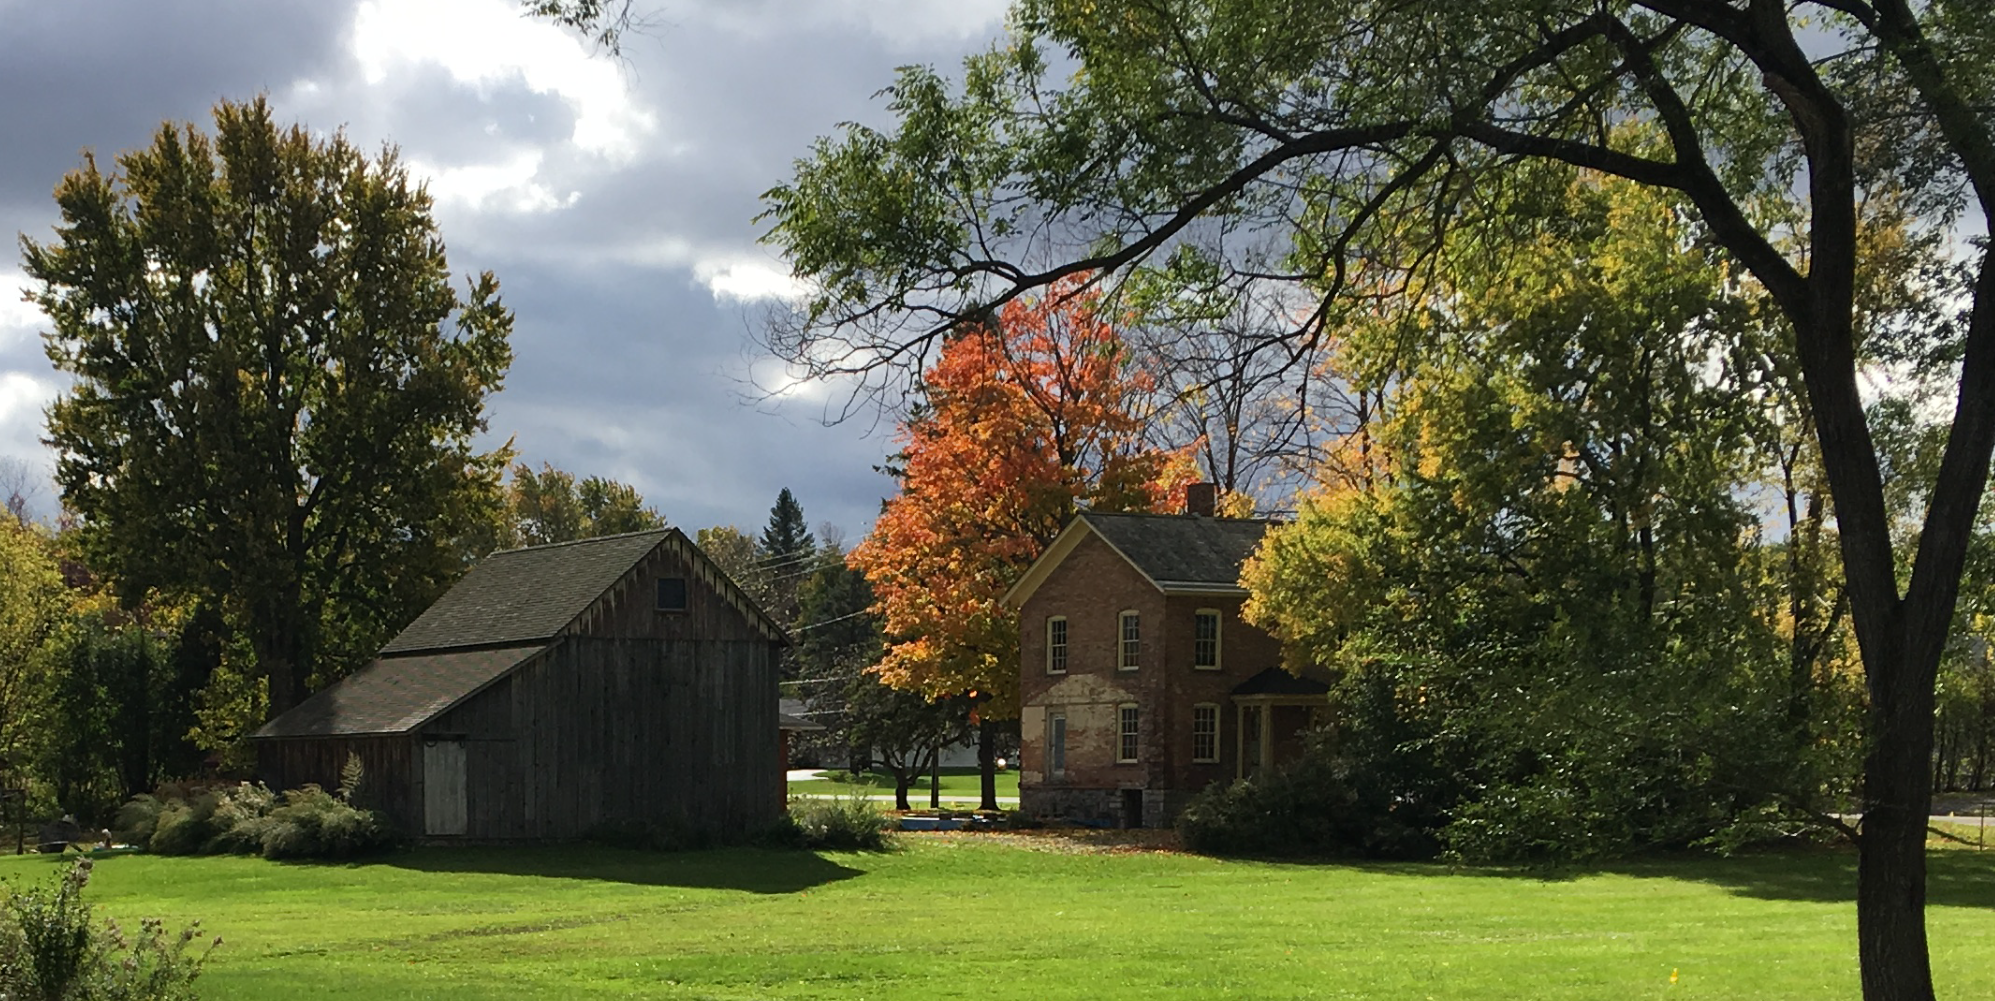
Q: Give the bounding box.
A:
[252,645,544,738]
[1003,512,1271,607]
[382,530,679,654]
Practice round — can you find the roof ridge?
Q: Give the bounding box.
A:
[1080,510,1270,524]
[488,527,676,556]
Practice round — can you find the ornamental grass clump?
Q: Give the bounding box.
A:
[0,858,216,1001]
[113,756,403,862]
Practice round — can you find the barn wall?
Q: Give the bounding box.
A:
[430,636,780,840]
[254,735,420,833]
[568,538,772,644]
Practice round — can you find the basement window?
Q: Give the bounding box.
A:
[656,576,688,612]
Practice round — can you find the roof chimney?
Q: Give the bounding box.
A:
[1184,482,1217,517]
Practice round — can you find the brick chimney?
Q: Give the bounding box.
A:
[1184,482,1217,517]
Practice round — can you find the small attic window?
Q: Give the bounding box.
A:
[656,577,689,612]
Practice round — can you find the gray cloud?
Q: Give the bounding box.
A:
[0,0,1007,537]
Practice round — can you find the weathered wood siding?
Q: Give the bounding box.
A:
[254,735,420,831]
[428,636,780,840]
[567,536,774,644]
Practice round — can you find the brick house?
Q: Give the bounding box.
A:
[1005,488,1331,828]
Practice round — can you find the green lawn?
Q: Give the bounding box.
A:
[13,839,1995,1000]
[787,766,1020,801]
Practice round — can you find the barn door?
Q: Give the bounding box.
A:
[423,739,467,836]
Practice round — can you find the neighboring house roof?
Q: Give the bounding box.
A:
[253,645,544,738]
[1231,666,1331,697]
[257,529,790,741]
[778,698,825,732]
[1003,512,1271,608]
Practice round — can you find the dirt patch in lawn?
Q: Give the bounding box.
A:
[904,825,1185,855]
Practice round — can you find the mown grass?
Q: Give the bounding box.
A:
[787,766,1020,801]
[9,839,1995,1000]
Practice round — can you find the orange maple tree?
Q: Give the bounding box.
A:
[851,277,1199,721]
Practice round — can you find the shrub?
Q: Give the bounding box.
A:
[111,797,164,849]
[0,858,214,1001]
[146,794,223,856]
[1176,738,1443,860]
[256,785,402,860]
[120,779,401,862]
[774,796,894,851]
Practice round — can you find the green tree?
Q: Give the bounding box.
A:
[23,97,514,719]
[1244,171,1838,860]
[744,5,1995,994]
[499,462,666,549]
[0,517,65,788]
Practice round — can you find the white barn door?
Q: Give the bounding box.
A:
[423,740,467,836]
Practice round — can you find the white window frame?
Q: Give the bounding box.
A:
[1046,616,1068,674]
[1118,611,1141,671]
[1117,703,1140,763]
[1192,703,1220,763]
[1193,608,1222,670]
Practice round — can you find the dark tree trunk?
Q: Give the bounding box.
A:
[928,747,941,810]
[977,715,998,812]
[893,771,912,812]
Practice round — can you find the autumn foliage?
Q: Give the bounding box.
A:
[851,278,1197,717]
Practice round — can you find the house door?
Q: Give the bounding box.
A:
[1238,705,1264,780]
[423,739,467,836]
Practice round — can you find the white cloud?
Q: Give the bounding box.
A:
[697,258,806,303]
[0,371,55,431]
[688,0,1010,48]
[412,149,580,214]
[351,0,656,162]
[0,272,46,347]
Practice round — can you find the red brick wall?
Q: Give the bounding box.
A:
[1019,529,1291,818]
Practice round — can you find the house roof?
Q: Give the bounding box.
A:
[252,645,545,738]
[1002,512,1271,608]
[778,698,824,732]
[1231,666,1331,697]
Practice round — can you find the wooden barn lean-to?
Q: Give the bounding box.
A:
[251,529,788,841]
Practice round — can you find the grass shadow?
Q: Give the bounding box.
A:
[1231,846,1995,910]
[380,844,866,894]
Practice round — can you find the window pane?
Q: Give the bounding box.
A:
[656,577,688,611]
[1194,611,1219,668]
[1048,618,1067,673]
[1118,705,1139,761]
[1193,705,1217,762]
[1120,613,1140,669]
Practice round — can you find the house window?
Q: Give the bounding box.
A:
[656,577,688,612]
[1118,611,1141,670]
[1048,712,1067,777]
[1193,609,1221,669]
[1117,703,1139,763]
[1047,616,1068,674]
[1192,703,1219,762]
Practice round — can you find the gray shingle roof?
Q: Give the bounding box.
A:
[381,530,675,654]
[252,645,544,738]
[1080,512,1269,589]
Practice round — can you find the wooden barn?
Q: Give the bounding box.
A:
[251,529,787,841]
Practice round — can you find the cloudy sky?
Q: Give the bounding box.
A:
[0,0,1012,538]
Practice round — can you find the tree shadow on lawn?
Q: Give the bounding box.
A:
[380,845,866,894]
[1340,849,1995,910]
